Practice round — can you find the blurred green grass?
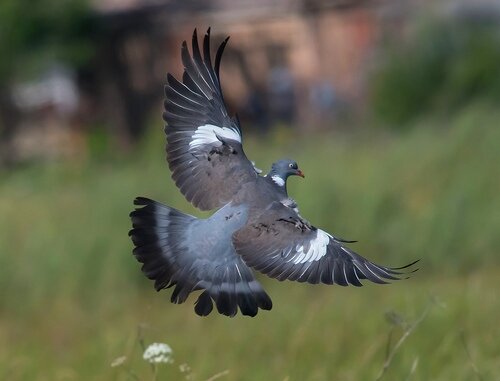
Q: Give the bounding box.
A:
[0,103,499,380]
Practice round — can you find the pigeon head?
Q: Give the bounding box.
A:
[268,159,304,187]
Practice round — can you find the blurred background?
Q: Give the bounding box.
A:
[1,0,499,379]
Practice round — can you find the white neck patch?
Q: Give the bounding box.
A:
[292,229,332,264]
[189,124,241,150]
[271,175,285,187]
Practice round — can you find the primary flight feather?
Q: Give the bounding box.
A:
[129,28,418,317]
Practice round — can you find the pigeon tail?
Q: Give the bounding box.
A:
[129,197,271,317]
[129,197,198,299]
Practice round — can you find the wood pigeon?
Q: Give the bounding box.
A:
[129,28,418,317]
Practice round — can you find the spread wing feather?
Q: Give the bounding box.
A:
[164,28,257,211]
[233,203,419,286]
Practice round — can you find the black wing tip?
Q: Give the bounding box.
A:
[382,259,420,278]
[182,27,229,76]
[214,35,230,78]
[391,258,421,270]
[219,36,230,53]
[383,259,421,281]
[351,257,420,286]
[192,28,199,50]
[338,238,358,244]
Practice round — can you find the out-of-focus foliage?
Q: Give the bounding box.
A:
[370,16,500,126]
[0,103,499,379]
[0,0,95,82]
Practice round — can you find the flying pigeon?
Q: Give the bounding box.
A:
[129,28,418,317]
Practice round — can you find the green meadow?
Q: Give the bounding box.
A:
[1,104,499,380]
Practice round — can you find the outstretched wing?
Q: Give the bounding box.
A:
[233,203,418,286]
[164,28,257,211]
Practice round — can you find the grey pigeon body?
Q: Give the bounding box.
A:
[129,28,418,317]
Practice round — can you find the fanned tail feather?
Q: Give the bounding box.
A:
[129,197,271,317]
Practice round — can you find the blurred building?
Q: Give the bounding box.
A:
[87,0,382,143]
[0,0,393,163]
[2,0,500,163]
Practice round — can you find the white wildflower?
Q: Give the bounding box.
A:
[110,356,127,367]
[179,363,191,373]
[143,343,173,364]
[179,363,193,380]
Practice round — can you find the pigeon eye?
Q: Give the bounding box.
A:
[289,163,293,168]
